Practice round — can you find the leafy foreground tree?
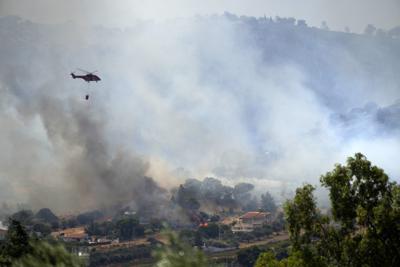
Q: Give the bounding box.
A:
[0,219,82,267]
[237,247,264,267]
[13,241,83,267]
[256,153,400,267]
[154,230,208,267]
[0,219,32,265]
[255,251,304,267]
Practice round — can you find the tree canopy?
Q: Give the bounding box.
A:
[257,153,400,267]
[0,220,82,266]
[154,231,208,267]
[260,192,277,213]
[34,208,59,225]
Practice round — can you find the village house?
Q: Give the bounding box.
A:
[0,221,7,241]
[231,211,271,233]
[0,228,6,241]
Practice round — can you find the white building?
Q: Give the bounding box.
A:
[232,211,271,233]
[0,221,7,241]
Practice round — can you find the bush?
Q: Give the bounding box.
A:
[198,223,219,239]
[0,220,82,267]
[13,241,83,267]
[89,245,152,267]
[237,247,265,267]
[154,231,208,267]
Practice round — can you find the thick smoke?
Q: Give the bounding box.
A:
[0,76,167,213]
[0,17,167,212]
[0,14,399,212]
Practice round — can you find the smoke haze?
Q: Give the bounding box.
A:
[0,9,399,212]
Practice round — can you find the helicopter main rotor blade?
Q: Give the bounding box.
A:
[77,68,91,74]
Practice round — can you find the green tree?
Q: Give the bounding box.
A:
[0,219,32,265]
[76,210,103,225]
[85,221,114,237]
[237,246,264,267]
[284,185,318,250]
[261,192,277,213]
[116,217,144,241]
[32,222,52,236]
[10,210,33,225]
[176,185,201,210]
[255,251,305,267]
[319,153,400,266]
[198,223,219,239]
[34,208,59,225]
[13,241,83,267]
[255,252,282,267]
[0,220,81,266]
[258,153,400,266]
[154,230,208,267]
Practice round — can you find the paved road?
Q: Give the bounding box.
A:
[239,232,289,249]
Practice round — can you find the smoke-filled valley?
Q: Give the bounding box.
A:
[0,14,400,214]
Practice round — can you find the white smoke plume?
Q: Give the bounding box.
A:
[0,13,399,212]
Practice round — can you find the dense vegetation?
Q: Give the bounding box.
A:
[256,153,400,266]
[172,178,276,214]
[154,231,209,267]
[151,153,400,267]
[89,245,152,267]
[1,153,399,267]
[0,220,82,266]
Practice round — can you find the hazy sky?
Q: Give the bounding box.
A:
[0,0,399,32]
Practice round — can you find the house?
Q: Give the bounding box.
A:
[0,229,7,241]
[124,211,136,216]
[232,211,271,233]
[0,221,7,241]
[220,216,236,226]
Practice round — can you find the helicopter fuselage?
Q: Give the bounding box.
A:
[71,73,101,82]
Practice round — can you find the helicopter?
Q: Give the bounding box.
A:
[70,69,101,82]
[70,69,101,100]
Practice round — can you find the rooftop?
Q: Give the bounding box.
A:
[241,211,270,219]
[0,221,7,231]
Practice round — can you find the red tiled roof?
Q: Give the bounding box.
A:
[241,211,270,219]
